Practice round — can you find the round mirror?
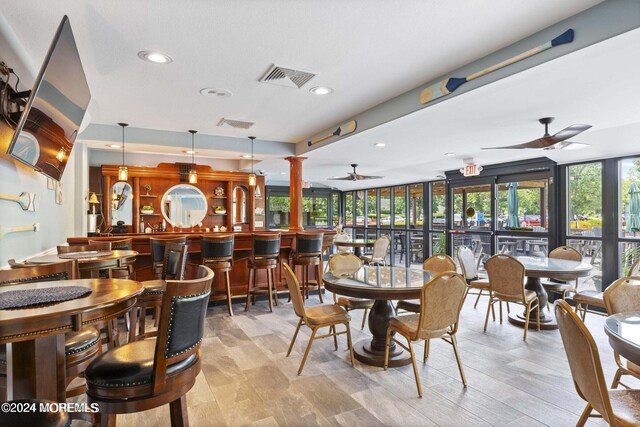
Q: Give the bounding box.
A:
[232,185,249,224]
[161,184,207,227]
[111,181,133,225]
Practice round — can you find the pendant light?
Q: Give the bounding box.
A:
[248,136,256,186]
[117,123,129,181]
[188,130,198,184]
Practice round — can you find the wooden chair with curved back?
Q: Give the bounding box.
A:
[543,246,583,302]
[484,254,540,341]
[246,233,281,312]
[88,238,135,279]
[397,254,456,313]
[604,276,640,389]
[149,237,188,278]
[86,265,214,427]
[57,243,111,253]
[329,252,373,330]
[555,300,640,426]
[283,263,354,375]
[129,242,189,342]
[290,232,325,302]
[360,235,390,266]
[201,235,235,316]
[0,260,102,400]
[384,272,468,398]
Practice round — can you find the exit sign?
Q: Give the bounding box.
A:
[461,163,483,177]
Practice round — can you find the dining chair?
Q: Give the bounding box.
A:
[361,235,390,266]
[603,276,640,389]
[572,286,606,321]
[484,254,540,341]
[88,238,135,279]
[397,254,456,313]
[86,265,214,427]
[628,258,640,276]
[555,300,640,426]
[457,246,492,309]
[201,235,235,316]
[542,246,582,302]
[57,243,110,253]
[149,237,188,278]
[283,263,354,375]
[384,272,468,398]
[129,242,189,342]
[0,260,101,400]
[329,252,373,330]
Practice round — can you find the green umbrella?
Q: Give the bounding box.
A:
[627,183,640,232]
[507,182,520,229]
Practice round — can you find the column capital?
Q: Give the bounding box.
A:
[284,156,307,163]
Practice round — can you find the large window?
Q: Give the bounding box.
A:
[497,179,549,232]
[452,184,491,230]
[409,184,423,229]
[355,191,365,226]
[394,186,406,227]
[430,181,446,256]
[619,157,640,275]
[332,192,340,226]
[302,195,328,227]
[345,192,353,227]
[367,189,377,227]
[380,188,391,226]
[268,195,289,228]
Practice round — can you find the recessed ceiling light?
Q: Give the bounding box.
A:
[445,152,456,156]
[183,150,197,154]
[241,154,252,159]
[280,172,287,175]
[309,86,334,95]
[374,142,386,147]
[106,144,121,148]
[137,50,173,64]
[200,87,232,98]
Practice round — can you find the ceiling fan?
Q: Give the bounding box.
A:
[483,117,592,150]
[328,164,383,181]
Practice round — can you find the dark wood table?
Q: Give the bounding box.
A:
[323,265,430,367]
[507,256,592,330]
[333,239,375,257]
[605,312,640,366]
[28,250,138,278]
[0,279,143,401]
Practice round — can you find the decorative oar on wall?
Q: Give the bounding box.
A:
[0,223,40,240]
[0,192,39,211]
[419,29,575,105]
[307,120,357,147]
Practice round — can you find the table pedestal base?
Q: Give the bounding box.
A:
[507,276,558,330]
[353,340,411,367]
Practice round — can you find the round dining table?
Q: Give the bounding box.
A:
[604,312,640,366]
[333,239,376,257]
[323,265,431,367]
[507,256,593,330]
[28,250,138,278]
[0,278,143,401]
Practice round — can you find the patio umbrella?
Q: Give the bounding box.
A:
[627,183,640,232]
[507,182,520,229]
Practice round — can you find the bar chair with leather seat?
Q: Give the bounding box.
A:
[542,245,583,302]
[245,233,281,312]
[88,238,135,279]
[129,242,188,342]
[149,237,188,278]
[329,252,373,330]
[86,265,214,427]
[283,263,355,375]
[360,235,390,266]
[201,235,235,316]
[57,243,111,254]
[555,300,640,426]
[384,272,468,398]
[397,254,456,313]
[484,254,540,341]
[603,276,640,389]
[290,232,324,302]
[0,261,101,400]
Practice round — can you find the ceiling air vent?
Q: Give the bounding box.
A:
[217,118,255,129]
[259,65,316,88]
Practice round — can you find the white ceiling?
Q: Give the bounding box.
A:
[1,0,600,143]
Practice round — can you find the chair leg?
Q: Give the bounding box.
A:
[169,395,189,427]
[536,301,540,331]
[361,308,368,330]
[331,325,338,350]
[271,269,279,307]
[423,339,430,363]
[298,328,317,375]
[576,403,593,427]
[524,302,531,341]
[316,263,324,303]
[450,335,467,387]
[287,318,303,357]
[407,338,422,398]
[225,271,234,316]
[128,307,138,343]
[499,301,503,324]
[99,413,116,427]
[153,306,160,327]
[245,268,253,312]
[473,288,483,308]
[581,304,588,321]
[483,299,493,332]
[384,330,392,370]
[345,323,355,367]
[267,268,274,312]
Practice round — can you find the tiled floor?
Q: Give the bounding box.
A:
[83,294,635,426]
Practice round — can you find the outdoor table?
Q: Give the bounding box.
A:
[332,239,375,257]
[28,250,138,278]
[0,279,143,401]
[323,265,430,367]
[604,312,640,366]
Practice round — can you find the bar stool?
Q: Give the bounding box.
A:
[88,238,135,279]
[149,236,187,278]
[201,235,235,316]
[245,233,281,312]
[290,232,324,303]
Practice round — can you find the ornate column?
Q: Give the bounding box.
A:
[285,156,307,232]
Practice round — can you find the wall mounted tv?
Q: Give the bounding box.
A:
[6,15,90,182]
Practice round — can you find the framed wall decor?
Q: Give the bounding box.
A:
[55,180,63,205]
[47,178,54,190]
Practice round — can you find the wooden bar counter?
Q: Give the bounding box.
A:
[68,230,335,301]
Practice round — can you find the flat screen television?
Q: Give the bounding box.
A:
[6,15,90,181]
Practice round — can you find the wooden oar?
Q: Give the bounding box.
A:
[0,192,33,210]
[0,223,40,240]
[420,29,574,105]
[307,120,357,146]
